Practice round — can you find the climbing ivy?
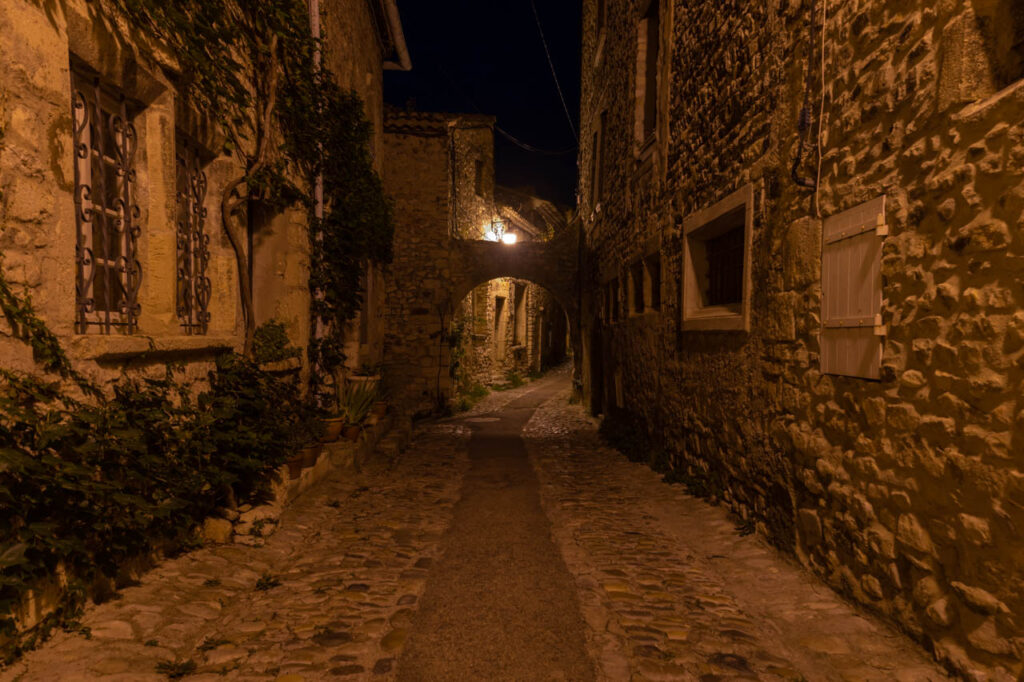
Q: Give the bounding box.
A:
[0,1,394,655]
[94,0,394,370]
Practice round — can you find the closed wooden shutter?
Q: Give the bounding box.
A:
[821,196,886,379]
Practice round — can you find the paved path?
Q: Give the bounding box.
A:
[396,378,593,681]
[1,373,950,681]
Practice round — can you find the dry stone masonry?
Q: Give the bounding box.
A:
[578,0,1024,678]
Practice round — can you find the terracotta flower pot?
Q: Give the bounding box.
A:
[300,443,322,468]
[321,416,345,443]
[286,454,304,480]
[371,401,388,417]
[343,425,361,442]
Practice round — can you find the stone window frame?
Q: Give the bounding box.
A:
[633,0,661,158]
[590,110,608,212]
[681,184,754,332]
[628,259,645,315]
[593,0,607,67]
[71,62,144,335]
[645,251,662,311]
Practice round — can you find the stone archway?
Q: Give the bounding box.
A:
[381,224,580,417]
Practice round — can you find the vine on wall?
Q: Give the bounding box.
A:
[1,0,392,657]
[97,0,394,371]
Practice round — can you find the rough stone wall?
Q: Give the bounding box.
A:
[580,0,1024,677]
[379,111,500,415]
[322,0,390,373]
[454,277,549,388]
[0,0,394,391]
[380,119,456,415]
[0,0,246,389]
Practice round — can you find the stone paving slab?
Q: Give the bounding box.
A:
[0,423,471,682]
[523,387,952,682]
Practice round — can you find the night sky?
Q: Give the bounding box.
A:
[385,0,583,208]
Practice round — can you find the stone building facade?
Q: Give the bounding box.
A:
[455,205,569,389]
[0,0,406,385]
[0,0,407,649]
[579,0,1024,677]
[381,109,575,415]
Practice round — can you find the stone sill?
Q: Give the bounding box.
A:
[953,78,1024,122]
[259,357,302,373]
[68,334,239,361]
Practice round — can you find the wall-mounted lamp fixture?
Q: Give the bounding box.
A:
[485,217,516,244]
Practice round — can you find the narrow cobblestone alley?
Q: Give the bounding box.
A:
[3,373,951,681]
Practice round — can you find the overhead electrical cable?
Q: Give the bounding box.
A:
[435,65,577,156]
[529,0,579,142]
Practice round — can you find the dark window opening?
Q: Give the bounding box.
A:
[705,225,745,306]
[631,261,645,313]
[474,159,484,196]
[513,283,527,345]
[641,0,660,140]
[977,1,1024,89]
[175,135,211,335]
[611,279,620,321]
[647,255,661,310]
[494,296,505,331]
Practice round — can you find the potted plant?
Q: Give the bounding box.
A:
[321,413,346,443]
[289,407,326,475]
[339,378,378,441]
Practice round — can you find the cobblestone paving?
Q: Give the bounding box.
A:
[1,423,470,682]
[3,374,956,682]
[523,386,951,682]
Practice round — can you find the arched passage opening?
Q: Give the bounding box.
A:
[450,277,571,399]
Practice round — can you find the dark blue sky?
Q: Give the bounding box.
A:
[386,1,582,207]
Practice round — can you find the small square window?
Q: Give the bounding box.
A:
[681,184,753,331]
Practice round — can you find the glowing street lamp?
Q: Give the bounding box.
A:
[484,217,516,244]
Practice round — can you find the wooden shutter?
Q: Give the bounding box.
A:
[821,196,886,379]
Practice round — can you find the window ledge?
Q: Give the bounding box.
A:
[69,334,239,361]
[593,32,606,68]
[952,78,1024,122]
[635,134,657,161]
[682,308,748,332]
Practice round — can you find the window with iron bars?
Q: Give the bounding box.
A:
[175,135,211,335]
[72,67,142,334]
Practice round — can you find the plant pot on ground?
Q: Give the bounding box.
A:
[338,377,378,428]
[343,425,361,442]
[286,452,305,479]
[321,416,345,443]
[300,442,322,468]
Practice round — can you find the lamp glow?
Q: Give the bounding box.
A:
[501,232,518,245]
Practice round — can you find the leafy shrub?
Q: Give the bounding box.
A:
[0,356,319,652]
[251,320,301,365]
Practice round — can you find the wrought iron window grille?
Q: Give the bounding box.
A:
[72,68,142,334]
[175,136,212,335]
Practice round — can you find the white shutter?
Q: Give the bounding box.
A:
[821,196,886,379]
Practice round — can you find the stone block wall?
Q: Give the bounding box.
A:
[579,0,1024,677]
[380,110,497,415]
[0,0,246,389]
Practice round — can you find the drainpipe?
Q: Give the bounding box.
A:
[309,0,323,222]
